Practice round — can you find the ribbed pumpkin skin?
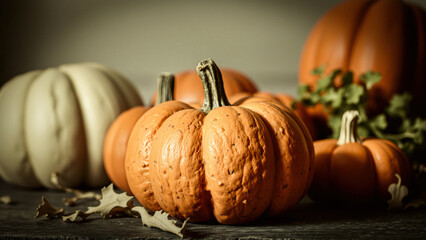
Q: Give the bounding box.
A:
[228,92,317,140]
[103,106,149,194]
[150,68,258,106]
[310,139,411,205]
[126,59,314,224]
[126,100,314,224]
[299,0,426,116]
[0,63,142,189]
[309,111,411,206]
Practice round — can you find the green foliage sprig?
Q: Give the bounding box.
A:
[297,65,426,160]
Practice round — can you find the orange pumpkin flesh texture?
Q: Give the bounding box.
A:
[299,0,426,117]
[309,110,411,206]
[228,92,317,140]
[150,68,258,106]
[103,73,174,194]
[126,59,314,224]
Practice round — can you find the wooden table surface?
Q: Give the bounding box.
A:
[1,180,425,239]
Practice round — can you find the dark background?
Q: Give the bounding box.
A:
[2,0,426,103]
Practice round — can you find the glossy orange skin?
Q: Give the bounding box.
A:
[125,99,314,224]
[103,106,149,194]
[150,68,258,106]
[299,0,426,118]
[228,91,317,140]
[310,138,411,205]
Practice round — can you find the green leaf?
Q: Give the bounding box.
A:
[413,118,426,131]
[315,69,342,93]
[298,84,310,98]
[386,92,412,118]
[330,69,342,78]
[413,133,424,145]
[315,76,333,92]
[344,84,364,105]
[323,88,344,109]
[357,125,371,138]
[311,65,325,76]
[370,114,388,130]
[310,92,321,104]
[361,71,381,90]
[341,71,354,87]
[328,114,342,139]
[298,66,426,161]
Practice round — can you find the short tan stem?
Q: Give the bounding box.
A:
[196,58,231,113]
[337,110,362,145]
[156,72,175,105]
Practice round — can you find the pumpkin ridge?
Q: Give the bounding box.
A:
[362,139,410,201]
[241,101,312,215]
[149,109,212,222]
[203,106,275,224]
[0,70,43,188]
[125,101,191,212]
[61,64,132,187]
[82,63,143,107]
[55,68,90,186]
[24,69,88,189]
[48,70,87,188]
[345,0,377,73]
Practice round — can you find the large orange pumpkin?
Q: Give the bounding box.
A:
[228,92,317,140]
[309,110,411,206]
[150,67,258,106]
[299,0,426,118]
[125,59,314,224]
[103,73,175,193]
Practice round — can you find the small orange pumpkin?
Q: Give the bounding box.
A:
[309,110,411,206]
[299,0,426,117]
[228,92,317,140]
[103,73,175,193]
[150,67,258,106]
[125,59,314,224]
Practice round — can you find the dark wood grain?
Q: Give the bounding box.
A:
[1,180,425,239]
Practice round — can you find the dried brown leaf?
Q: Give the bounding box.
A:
[35,196,65,219]
[132,206,188,238]
[51,172,101,206]
[0,195,12,205]
[62,210,91,222]
[63,183,134,222]
[404,197,426,209]
[387,173,409,210]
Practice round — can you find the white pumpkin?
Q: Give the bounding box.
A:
[0,62,143,189]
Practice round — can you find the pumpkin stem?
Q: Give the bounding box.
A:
[337,110,362,145]
[156,72,175,105]
[197,58,231,113]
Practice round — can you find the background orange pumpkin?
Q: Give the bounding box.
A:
[103,73,175,194]
[299,0,426,121]
[126,59,314,224]
[309,110,411,206]
[150,68,258,106]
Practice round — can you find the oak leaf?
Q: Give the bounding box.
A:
[51,172,101,206]
[34,196,65,219]
[132,206,188,238]
[63,183,133,222]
